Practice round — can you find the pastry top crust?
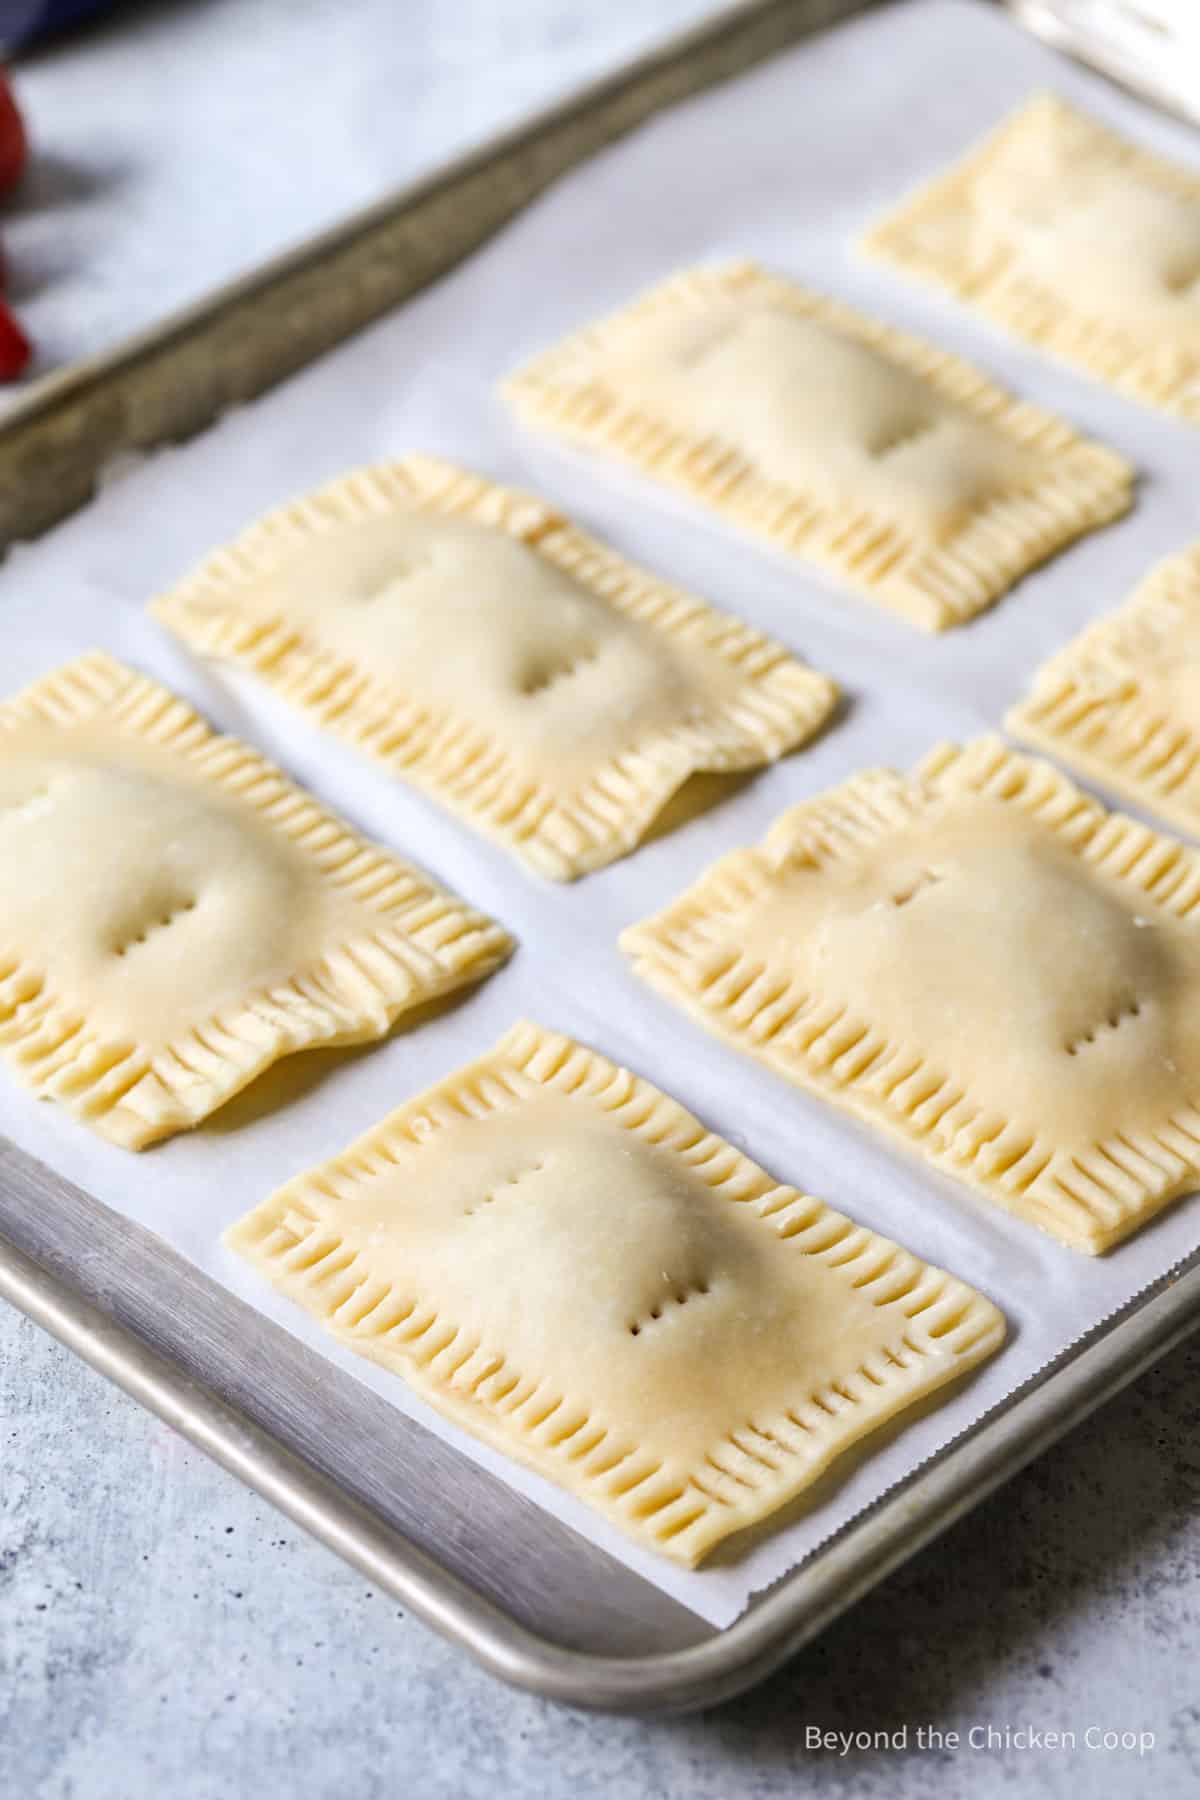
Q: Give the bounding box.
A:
[622,736,1200,1252]
[227,1020,1003,1565]
[864,93,1200,420]
[0,651,511,1147]
[1008,541,1200,836]
[504,261,1133,629]
[152,455,836,879]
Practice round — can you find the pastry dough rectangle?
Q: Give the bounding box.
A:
[622,738,1200,1254]
[0,653,511,1148]
[151,456,836,881]
[226,1021,1004,1567]
[863,93,1200,421]
[502,261,1133,630]
[1008,542,1200,836]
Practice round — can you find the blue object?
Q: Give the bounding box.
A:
[2,0,126,47]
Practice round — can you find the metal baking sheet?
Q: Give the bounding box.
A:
[0,0,862,548]
[3,0,1200,1710]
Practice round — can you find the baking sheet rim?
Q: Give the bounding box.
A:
[5,1157,1198,1713]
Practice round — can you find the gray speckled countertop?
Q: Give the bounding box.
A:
[5,1305,1199,1798]
[2,3,1200,1795]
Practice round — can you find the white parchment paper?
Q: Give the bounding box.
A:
[3,0,1200,1629]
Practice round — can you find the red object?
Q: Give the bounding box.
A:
[0,71,27,194]
[0,72,30,374]
[0,300,31,378]
[0,71,30,374]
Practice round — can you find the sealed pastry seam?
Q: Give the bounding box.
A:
[1008,542,1200,835]
[226,1020,1004,1567]
[0,652,511,1147]
[151,455,836,880]
[622,737,1200,1253]
[863,92,1200,421]
[502,260,1133,630]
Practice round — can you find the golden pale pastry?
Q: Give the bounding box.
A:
[151,456,836,880]
[0,652,511,1148]
[503,261,1132,629]
[622,737,1200,1253]
[864,92,1200,420]
[226,1021,1003,1566]
[1009,541,1200,835]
